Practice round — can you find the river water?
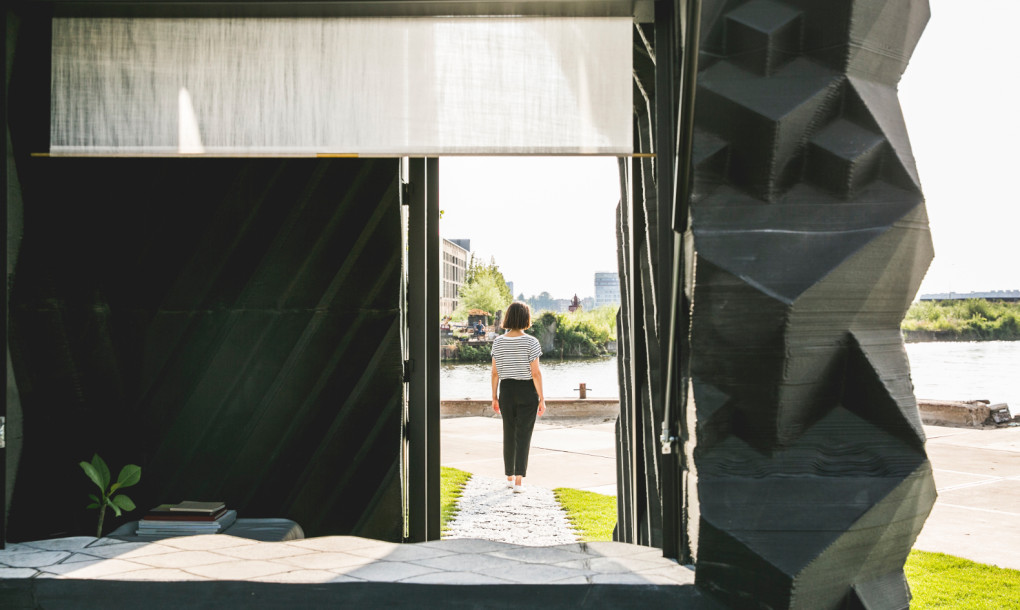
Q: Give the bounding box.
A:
[441,342,1020,413]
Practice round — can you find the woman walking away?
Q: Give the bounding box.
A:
[491,302,547,493]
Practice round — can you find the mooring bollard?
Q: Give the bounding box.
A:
[574,383,589,399]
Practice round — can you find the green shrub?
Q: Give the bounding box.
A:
[526,306,619,357]
[455,343,491,362]
[902,299,1020,341]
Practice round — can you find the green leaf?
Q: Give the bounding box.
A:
[88,493,101,504]
[111,494,136,512]
[91,454,111,491]
[86,502,100,509]
[80,462,105,491]
[116,465,141,489]
[109,503,122,517]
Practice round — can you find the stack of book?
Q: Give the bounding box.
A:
[137,501,237,536]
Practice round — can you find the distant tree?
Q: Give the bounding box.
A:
[464,254,513,305]
[517,292,527,303]
[533,291,555,312]
[453,254,513,321]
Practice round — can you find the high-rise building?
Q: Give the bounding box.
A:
[594,272,621,308]
[441,239,470,317]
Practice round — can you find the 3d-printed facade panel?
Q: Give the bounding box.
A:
[688,1,935,608]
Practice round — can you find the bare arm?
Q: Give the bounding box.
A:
[491,360,500,414]
[531,359,546,417]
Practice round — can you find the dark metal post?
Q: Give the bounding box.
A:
[661,0,702,565]
[407,158,427,542]
[622,158,641,544]
[654,0,680,561]
[425,158,441,540]
[1,6,9,552]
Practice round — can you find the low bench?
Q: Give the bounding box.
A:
[108,518,304,543]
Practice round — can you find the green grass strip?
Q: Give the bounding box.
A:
[549,486,1020,607]
[906,550,1020,609]
[440,466,473,535]
[553,487,617,542]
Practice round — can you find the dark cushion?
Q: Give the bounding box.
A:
[108,518,304,543]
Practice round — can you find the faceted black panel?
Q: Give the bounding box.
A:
[684,0,935,607]
[6,158,403,542]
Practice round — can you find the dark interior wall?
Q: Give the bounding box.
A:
[5,156,404,542]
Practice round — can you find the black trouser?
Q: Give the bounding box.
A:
[499,378,540,477]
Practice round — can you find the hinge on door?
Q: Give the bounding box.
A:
[0,416,5,449]
[401,183,413,205]
[403,359,414,382]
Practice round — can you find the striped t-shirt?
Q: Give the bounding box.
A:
[491,334,543,380]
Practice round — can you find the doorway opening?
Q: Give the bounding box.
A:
[436,156,624,546]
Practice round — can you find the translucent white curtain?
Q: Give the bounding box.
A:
[50,17,632,155]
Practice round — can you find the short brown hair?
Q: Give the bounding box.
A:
[502,302,532,330]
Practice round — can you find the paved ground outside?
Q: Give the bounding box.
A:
[443,415,1020,571]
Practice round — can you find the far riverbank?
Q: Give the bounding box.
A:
[902,299,1020,342]
[441,343,1019,414]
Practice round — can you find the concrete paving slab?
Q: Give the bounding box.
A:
[277,551,375,571]
[931,469,998,490]
[345,561,439,582]
[113,568,211,581]
[476,562,587,584]
[37,559,106,575]
[185,559,291,580]
[530,428,620,453]
[352,544,453,563]
[20,537,98,552]
[518,452,616,490]
[212,542,316,561]
[414,552,519,572]
[51,558,149,579]
[0,549,70,568]
[927,443,1019,474]
[548,575,591,584]
[284,536,395,553]
[584,541,655,557]
[485,546,588,565]
[154,535,259,551]
[419,538,515,554]
[0,567,40,578]
[925,426,1020,453]
[129,550,236,570]
[641,566,697,585]
[937,480,1020,514]
[546,542,587,554]
[0,542,35,554]
[399,570,515,584]
[62,552,106,564]
[914,502,1020,570]
[255,569,349,583]
[590,572,664,584]
[315,540,397,561]
[77,541,176,560]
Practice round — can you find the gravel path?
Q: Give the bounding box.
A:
[444,474,580,546]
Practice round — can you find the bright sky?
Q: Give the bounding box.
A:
[440,1,1020,301]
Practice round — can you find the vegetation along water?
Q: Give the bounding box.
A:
[902,299,1020,342]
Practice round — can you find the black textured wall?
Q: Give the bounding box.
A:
[618,0,936,608]
[687,0,935,608]
[6,158,403,542]
[614,19,668,550]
